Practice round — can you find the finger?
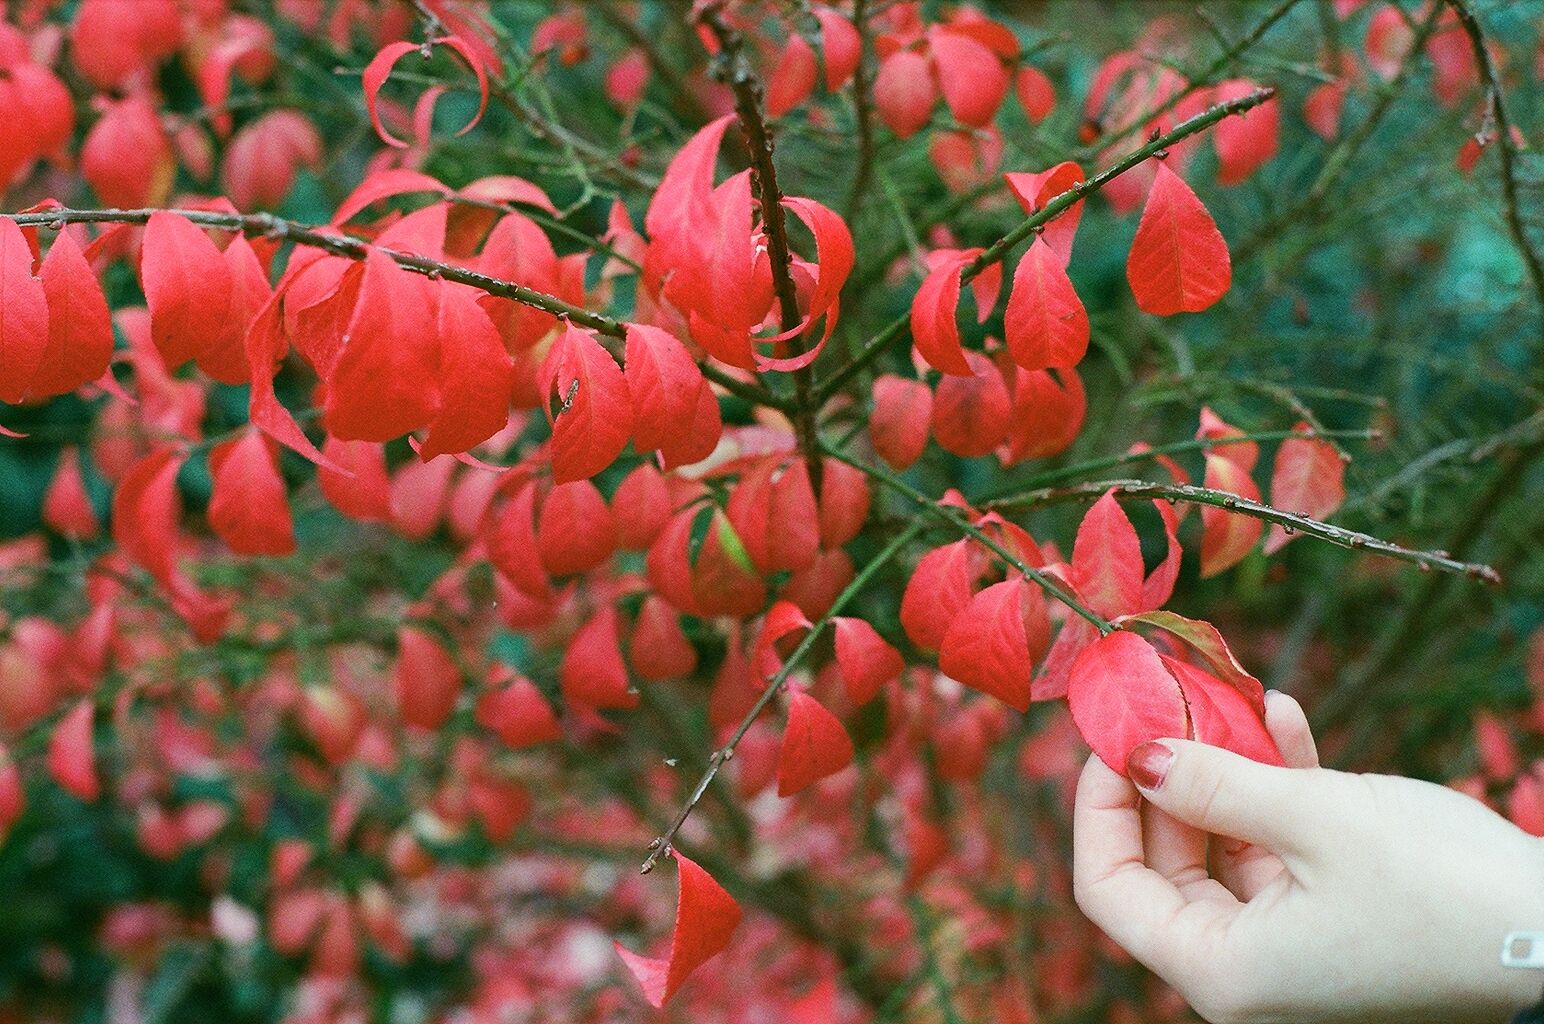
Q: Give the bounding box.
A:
[1143,804,1234,903]
[1212,834,1286,900]
[1264,689,1318,769]
[1126,738,1335,861]
[1073,756,1238,976]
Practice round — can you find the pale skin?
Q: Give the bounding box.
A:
[1073,690,1544,1024]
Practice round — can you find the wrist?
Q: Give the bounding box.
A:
[1497,841,1544,1019]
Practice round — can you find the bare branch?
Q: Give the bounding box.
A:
[1,205,785,413]
[639,520,926,874]
[816,86,1277,403]
[987,479,1502,583]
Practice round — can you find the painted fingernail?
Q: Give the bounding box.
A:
[1127,741,1174,791]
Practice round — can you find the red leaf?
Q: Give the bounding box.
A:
[767,32,817,117]
[1004,235,1088,371]
[900,540,975,652]
[815,8,861,90]
[615,854,741,1008]
[43,447,100,539]
[832,616,904,706]
[475,672,561,748]
[198,234,273,385]
[324,250,441,442]
[363,36,487,148]
[1200,453,1263,578]
[817,457,870,549]
[208,429,295,556]
[141,212,232,371]
[0,218,48,405]
[630,595,698,681]
[389,455,455,541]
[1071,491,1144,620]
[1003,366,1084,463]
[645,115,733,269]
[1303,81,1345,140]
[1163,655,1284,766]
[1003,161,1085,266]
[1265,425,1345,554]
[469,776,531,843]
[485,480,551,599]
[537,480,615,576]
[1196,406,1259,472]
[331,168,449,225]
[48,699,99,801]
[625,324,719,468]
[1118,609,1265,715]
[318,438,392,522]
[1016,65,1056,123]
[1126,161,1231,315]
[870,374,932,470]
[776,689,854,796]
[1213,79,1278,185]
[1032,614,1098,703]
[393,626,462,731]
[752,600,813,685]
[782,196,854,334]
[477,212,560,353]
[931,350,1010,458]
[560,605,637,710]
[909,251,974,375]
[1141,498,1182,611]
[247,291,340,471]
[1066,630,1189,776]
[112,448,185,584]
[939,578,1048,711]
[929,29,1007,128]
[873,49,936,139]
[542,325,633,484]
[612,462,672,551]
[32,230,112,399]
[726,457,820,574]
[418,283,514,459]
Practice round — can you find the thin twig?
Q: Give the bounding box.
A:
[1238,2,1444,263]
[987,478,1502,583]
[1076,0,1301,159]
[639,520,926,874]
[0,206,786,413]
[844,0,876,225]
[982,427,1379,494]
[1445,0,1544,348]
[700,4,824,489]
[820,444,1115,633]
[815,87,1277,403]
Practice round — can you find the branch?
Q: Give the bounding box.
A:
[844,0,876,225]
[987,478,1502,583]
[980,427,1380,493]
[1445,0,1544,347]
[815,86,1277,403]
[1237,2,1443,263]
[700,5,823,489]
[639,520,926,874]
[1077,0,1301,158]
[819,444,1115,633]
[1,206,786,413]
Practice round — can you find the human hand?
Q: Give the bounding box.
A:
[1073,690,1544,1024]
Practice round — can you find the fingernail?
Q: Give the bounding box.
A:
[1127,741,1175,791]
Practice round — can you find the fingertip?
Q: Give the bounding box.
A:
[1264,689,1319,769]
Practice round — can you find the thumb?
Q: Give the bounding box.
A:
[1128,738,1332,859]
